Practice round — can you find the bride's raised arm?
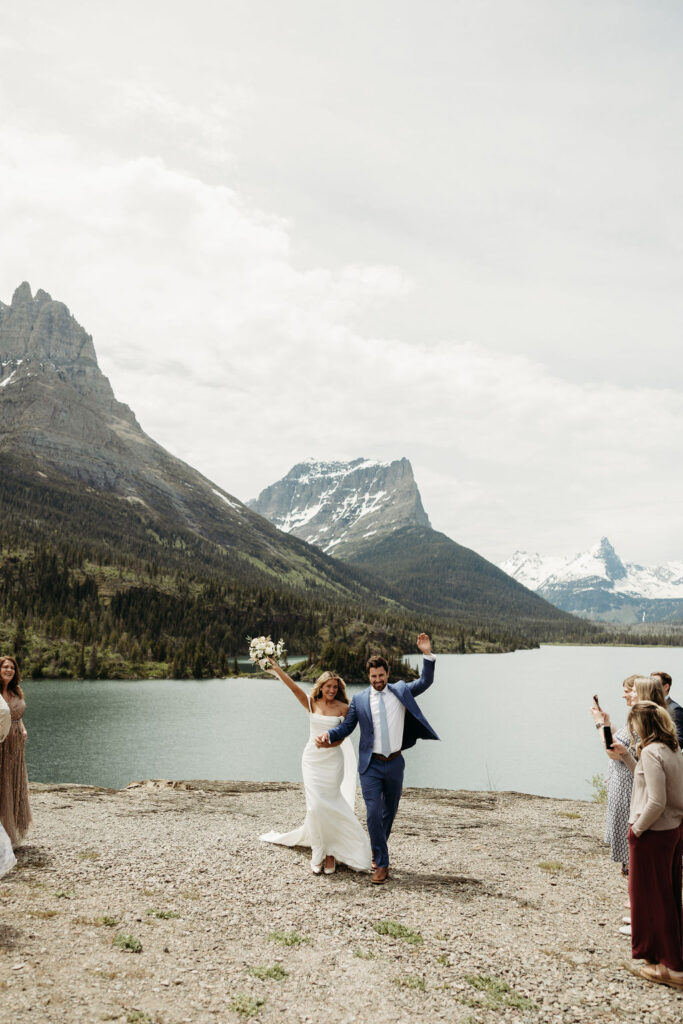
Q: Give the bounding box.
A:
[266,657,310,711]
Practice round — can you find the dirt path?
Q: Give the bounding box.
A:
[1,780,681,1023]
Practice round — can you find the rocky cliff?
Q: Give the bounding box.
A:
[0,283,389,600]
[249,457,430,559]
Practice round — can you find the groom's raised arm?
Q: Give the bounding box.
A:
[407,632,435,697]
[315,696,359,747]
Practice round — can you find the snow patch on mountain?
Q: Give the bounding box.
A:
[500,550,566,591]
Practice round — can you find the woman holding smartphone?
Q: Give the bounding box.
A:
[591,676,638,876]
[622,700,683,988]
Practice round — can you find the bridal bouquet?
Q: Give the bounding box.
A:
[248,635,286,670]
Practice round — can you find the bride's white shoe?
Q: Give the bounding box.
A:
[311,859,323,874]
[323,856,336,874]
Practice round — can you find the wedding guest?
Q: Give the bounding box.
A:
[0,657,32,847]
[608,672,671,776]
[624,700,683,988]
[591,676,638,876]
[0,693,16,878]
[634,675,669,710]
[651,672,683,749]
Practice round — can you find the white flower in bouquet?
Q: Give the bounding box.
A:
[248,635,286,670]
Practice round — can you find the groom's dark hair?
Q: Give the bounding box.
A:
[366,654,389,674]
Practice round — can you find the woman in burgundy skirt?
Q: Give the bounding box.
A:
[626,700,683,988]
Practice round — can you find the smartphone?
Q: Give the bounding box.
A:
[603,724,614,749]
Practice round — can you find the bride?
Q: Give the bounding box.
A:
[260,660,371,874]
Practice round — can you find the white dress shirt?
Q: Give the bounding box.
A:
[370,687,405,755]
[369,655,435,755]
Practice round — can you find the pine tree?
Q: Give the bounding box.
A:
[77,643,86,678]
[87,644,98,679]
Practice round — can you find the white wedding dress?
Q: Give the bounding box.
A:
[260,708,372,871]
[0,822,16,879]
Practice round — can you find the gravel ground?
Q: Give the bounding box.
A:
[1,780,682,1024]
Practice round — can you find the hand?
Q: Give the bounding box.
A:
[607,740,628,761]
[590,704,609,727]
[417,632,432,656]
[314,733,330,749]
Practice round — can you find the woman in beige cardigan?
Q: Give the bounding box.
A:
[620,700,683,988]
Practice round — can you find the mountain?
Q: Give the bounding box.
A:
[249,457,430,558]
[501,538,683,623]
[0,282,391,602]
[251,458,587,635]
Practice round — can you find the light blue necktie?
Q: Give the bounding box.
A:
[377,690,392,756]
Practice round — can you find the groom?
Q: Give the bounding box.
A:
[315,633,438,884]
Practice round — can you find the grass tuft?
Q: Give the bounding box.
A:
[113,932,142,953]
[247,964,289,981]
[373,920,423,946]
[463,973,537,1011]
[267,930,310,946]
[146,907,180,919]
[229,995,266,1018]
[353,948,376,959]
[538,860,579,877]
[588,773,607,804]
[395,974,426,990]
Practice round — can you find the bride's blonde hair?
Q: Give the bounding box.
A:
[310,671,349,705]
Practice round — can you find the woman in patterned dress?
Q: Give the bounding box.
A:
[0,657,32,848]
[592,675,638,874]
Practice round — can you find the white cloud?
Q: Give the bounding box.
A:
[1,1,682,570]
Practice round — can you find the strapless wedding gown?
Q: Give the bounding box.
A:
[260,711,371,871]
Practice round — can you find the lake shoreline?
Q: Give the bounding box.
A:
[2,779,681,1022]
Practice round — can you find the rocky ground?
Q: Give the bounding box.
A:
[1,780,682,1024]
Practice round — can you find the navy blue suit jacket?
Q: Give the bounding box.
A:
[327,659,438,774]
[667,697,683,749]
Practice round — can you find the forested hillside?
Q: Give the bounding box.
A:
[0,457,552,681]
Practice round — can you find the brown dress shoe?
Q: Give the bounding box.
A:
[371,866,389,884]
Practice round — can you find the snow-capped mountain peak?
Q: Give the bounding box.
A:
[249,457,430,557]
[501,538,683,623]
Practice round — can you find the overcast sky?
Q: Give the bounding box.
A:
[1,0,682,566]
